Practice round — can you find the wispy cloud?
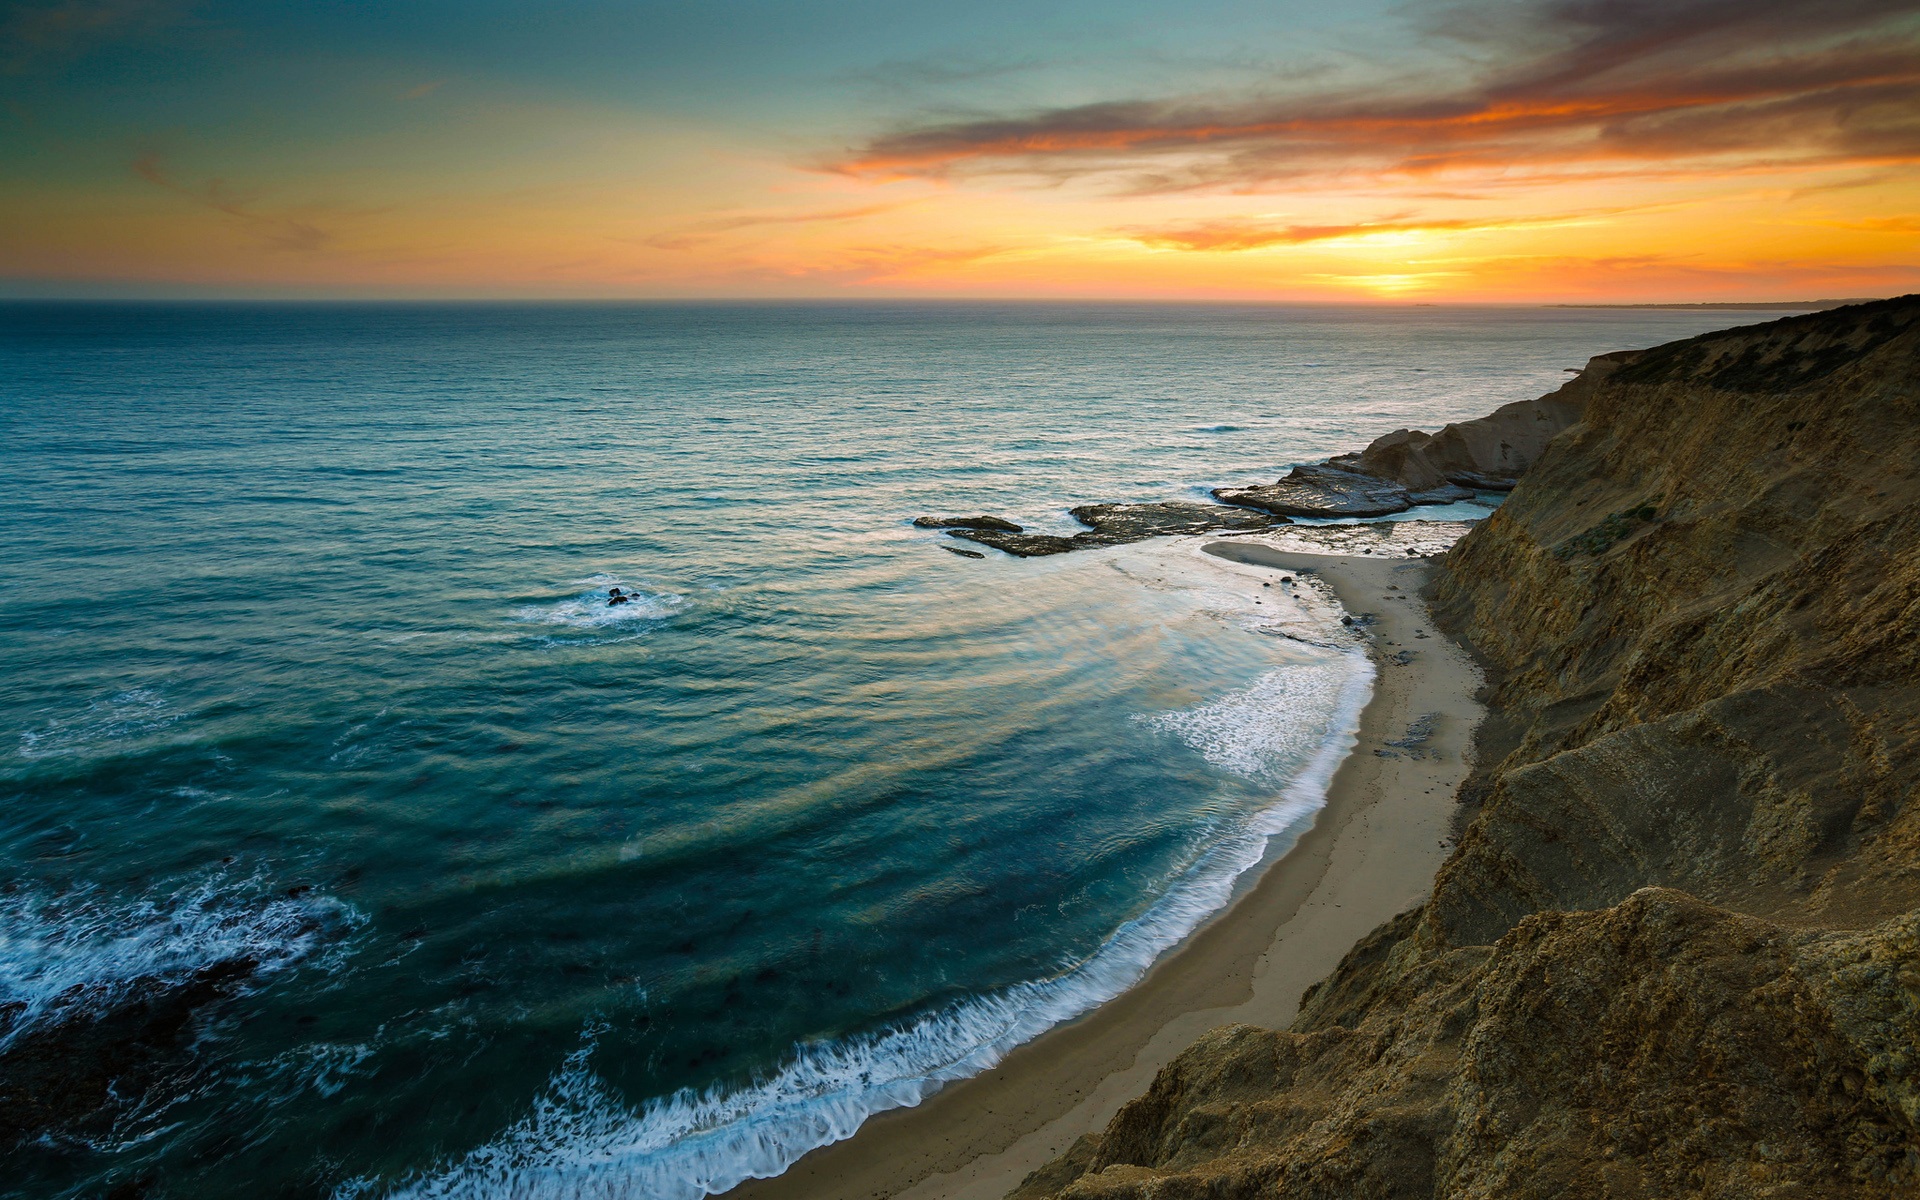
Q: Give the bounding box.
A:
[1120,213,1488,250]
[132,155,332,251]
[1116,203,1652,251]
[829,0,1920,192]
[758,241,1017,285]
[644,203,906,250]
[1820,214,1920,233]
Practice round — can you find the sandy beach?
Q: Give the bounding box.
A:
[726,537,1486,1200]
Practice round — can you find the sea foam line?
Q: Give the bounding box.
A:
[359,651,1375,1200]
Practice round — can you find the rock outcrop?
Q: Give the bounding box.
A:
[1206,357,1608,519]
[1011,296,1920,1198]
[1338,358,1617,494]
[920,354,1610,549]
[1212,463,1418,517]
[914,515,1026,532]
[942,502,1283,557]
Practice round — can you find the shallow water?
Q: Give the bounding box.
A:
[0,301,1766,1198]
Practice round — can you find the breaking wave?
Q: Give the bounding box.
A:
[1149,663,1363,783]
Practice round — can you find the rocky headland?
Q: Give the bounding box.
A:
[1009,296,1920,1199]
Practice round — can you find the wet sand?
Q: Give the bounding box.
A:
[726,541,1484,1200]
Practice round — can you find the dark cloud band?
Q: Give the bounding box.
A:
[833,0,1920,192]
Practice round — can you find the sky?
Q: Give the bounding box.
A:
[2,0,1917,301]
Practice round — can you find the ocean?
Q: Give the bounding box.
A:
[0,301,1757,1199]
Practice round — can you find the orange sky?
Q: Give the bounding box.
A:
[3,0,1917,301]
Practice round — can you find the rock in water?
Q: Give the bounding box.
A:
[944,501,1282,557]
[942,529,1079,556]
[912,515,1025,532]
[1212,463,1414,517]
[1065,501,1278,542]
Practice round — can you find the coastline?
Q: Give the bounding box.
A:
[725,538,1485,1200]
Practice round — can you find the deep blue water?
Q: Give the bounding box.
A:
[0,301,1766,1198]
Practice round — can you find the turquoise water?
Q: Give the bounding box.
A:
[0,301,1758,1198]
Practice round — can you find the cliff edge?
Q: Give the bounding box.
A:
[1010,297,1920,1199]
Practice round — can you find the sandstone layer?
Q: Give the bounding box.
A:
[1011,297,1920,1199]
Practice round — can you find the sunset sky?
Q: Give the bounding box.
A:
[3,0,1917,301]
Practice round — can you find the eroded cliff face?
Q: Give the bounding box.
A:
[1011,297,1920,1200]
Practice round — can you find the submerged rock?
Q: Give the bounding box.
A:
[0,956,260,1150]
[1213,463,1414,517]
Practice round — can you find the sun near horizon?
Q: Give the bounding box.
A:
[3,0,1917,304]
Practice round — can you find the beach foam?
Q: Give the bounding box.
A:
[1150,663,1364,784]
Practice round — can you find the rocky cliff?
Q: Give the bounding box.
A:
[1010,297,1920,1199]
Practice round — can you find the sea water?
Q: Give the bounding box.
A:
[0,301,1763,1198]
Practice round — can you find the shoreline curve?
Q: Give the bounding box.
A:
[723,540,1486,1200]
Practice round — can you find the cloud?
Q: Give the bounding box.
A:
[1121,214,1492,250]
[829,0,1920,192]
[132,154,332,252]
[400,80,444,101]
[644,203,906,250]
[1118,201,1664,251]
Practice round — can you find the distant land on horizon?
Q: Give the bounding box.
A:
[1552,299,1884,311]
